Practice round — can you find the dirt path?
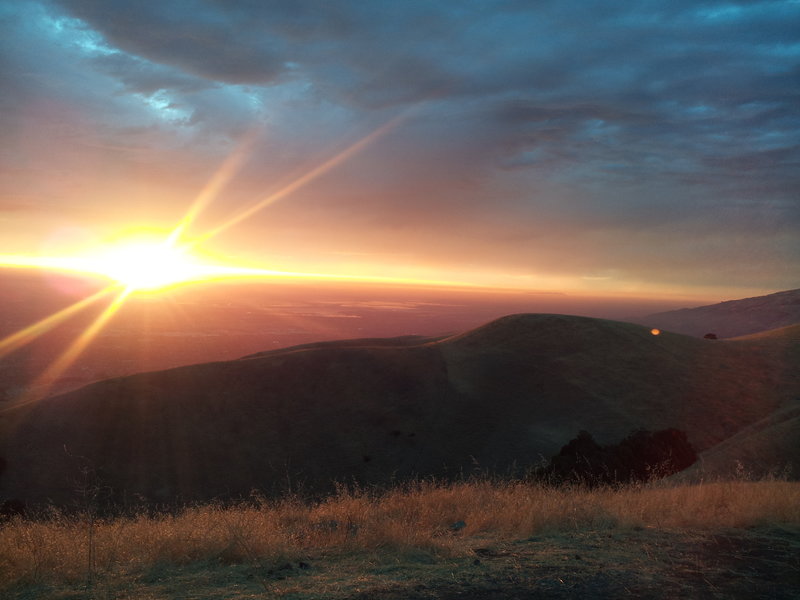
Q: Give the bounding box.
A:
[335,526,800,600]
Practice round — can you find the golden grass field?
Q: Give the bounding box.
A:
[2,478,798,599]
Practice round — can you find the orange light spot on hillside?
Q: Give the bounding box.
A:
[651,328,661,336]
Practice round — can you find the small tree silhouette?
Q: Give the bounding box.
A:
[538,428,697,486]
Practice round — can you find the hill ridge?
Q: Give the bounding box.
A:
[642,288,800,338]
[2,312,797,507]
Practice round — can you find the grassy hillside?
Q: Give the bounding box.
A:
[2,314,798,508]
[674,325,800,481]
[1,479,798,599]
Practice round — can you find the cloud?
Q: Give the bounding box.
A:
[2,0,798,294]
[90,53,214,96]
[47,0,288,84]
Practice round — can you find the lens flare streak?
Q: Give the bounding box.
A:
[0,285,120,359]
[193,114,407,247]
[167,127,263,247]
[23,287,132,404]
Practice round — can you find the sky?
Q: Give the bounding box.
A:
[1,0,798,302]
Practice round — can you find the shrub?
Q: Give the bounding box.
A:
[538,428,697,486]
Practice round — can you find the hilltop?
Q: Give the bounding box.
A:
[1,313,798,508]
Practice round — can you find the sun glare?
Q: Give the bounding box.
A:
[0,116,426,407]
[83,240,209,292]
[0,235,233,293]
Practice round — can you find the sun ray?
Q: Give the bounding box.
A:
[20,287,132,405]
[191,113,408,247]
[167,126,263,247]
[0,284,121,359]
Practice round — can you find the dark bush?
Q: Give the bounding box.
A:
[0,498,25,520]
[538,428,697,486]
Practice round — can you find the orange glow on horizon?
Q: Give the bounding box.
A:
[0,107,482,412]
[651,328,661,336]
[0,249,480,292]
[0,248,729,303]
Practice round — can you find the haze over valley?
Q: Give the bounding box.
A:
[0,268,699,401]
[2,289,799,508]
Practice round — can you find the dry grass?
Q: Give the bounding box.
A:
[1,478,798,592]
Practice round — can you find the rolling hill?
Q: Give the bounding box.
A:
[641,288,800,338]
[0,267,690,402]
[1,313,798,508]
[674,323,800,481]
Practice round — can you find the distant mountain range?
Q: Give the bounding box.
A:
[2,305,798,508]
[640,288,800,338]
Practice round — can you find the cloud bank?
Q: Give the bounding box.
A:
[1,0,798,297]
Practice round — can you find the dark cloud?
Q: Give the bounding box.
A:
[47,0,289,84]
[90,53,214,96]
[1,0,798,293]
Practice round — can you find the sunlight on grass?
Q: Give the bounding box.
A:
[1,479,798,593]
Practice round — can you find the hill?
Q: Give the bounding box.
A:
[640,288,800,338]
[674,324,800,481]
[1,313,798,508]
[0,267,689,402]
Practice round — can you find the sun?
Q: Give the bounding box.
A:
[87,240,207,291]
[0,235,243,293]
[87,238,232,292]
[54,232,235,293]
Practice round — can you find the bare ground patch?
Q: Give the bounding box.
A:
[6,526,798,599]
[338,526,800,600]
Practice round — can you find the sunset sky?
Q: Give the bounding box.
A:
[1,0,798,301]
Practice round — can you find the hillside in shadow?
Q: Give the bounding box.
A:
[2,313,798,508]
